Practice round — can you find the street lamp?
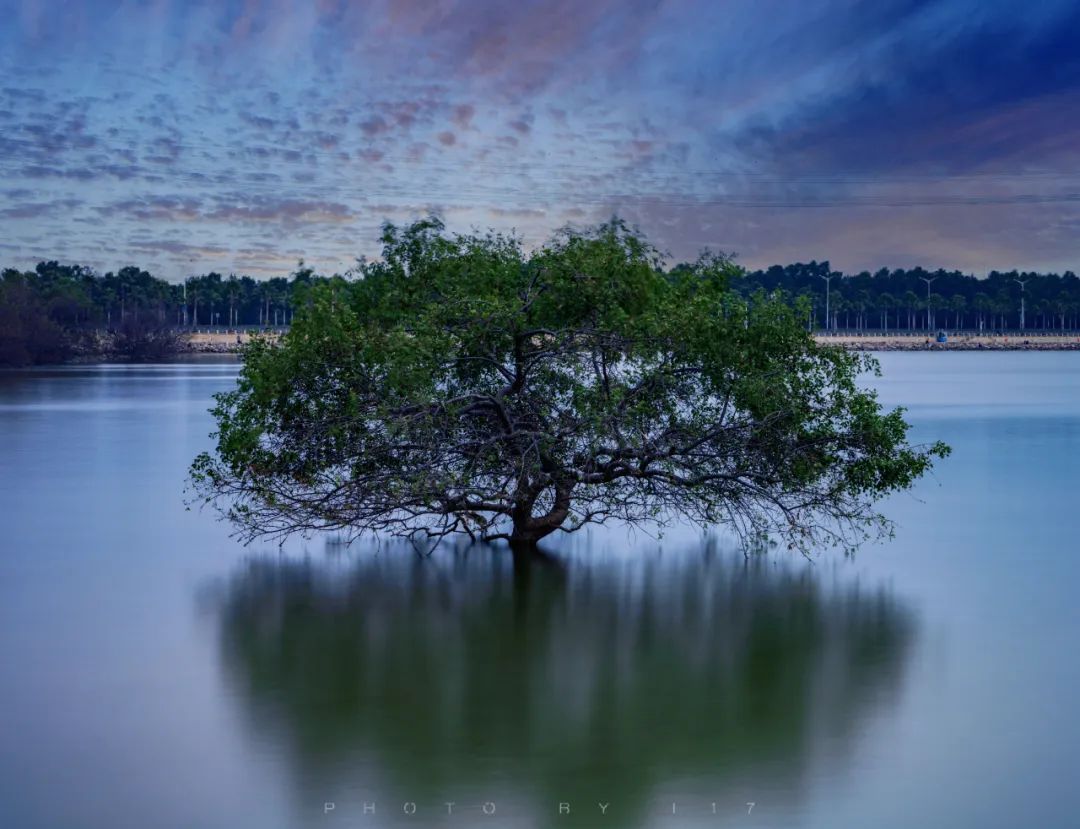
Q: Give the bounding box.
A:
[1014,277,1028,331]
[819,273,833,332]
[920,276,937,331]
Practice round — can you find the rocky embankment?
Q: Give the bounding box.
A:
[185,331,281,353]
[817,334,1080,351]
[185,339,244,354]
[184,332,1080,354]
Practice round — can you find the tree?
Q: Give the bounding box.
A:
[950,294,966,329]
[902,291,919,330]
[878,292,895,330]
[0,271,73,365]
[928,293,946,330]
[973,292,991,331]
[192,218,947,554]
[111,315,184,360]
[227,275,240,327]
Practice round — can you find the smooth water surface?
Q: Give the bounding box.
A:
[1,353,1078,828]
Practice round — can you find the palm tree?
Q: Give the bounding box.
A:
[973,293,991,331]
[950,294,966,329]
[927,293,945,331]
[993,292,1012,330]
[1035,299,1054,330]
[877,292,894,330]
[902,291,919,330]
[1054,293,1071,330]
[854,290,871,330]
[227,275,240,327]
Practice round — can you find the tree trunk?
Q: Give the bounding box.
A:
[509,480,574,547]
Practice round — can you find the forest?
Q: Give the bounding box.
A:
[3,257,1080,365]
[735,261,1080,332]
[0,262,326,365]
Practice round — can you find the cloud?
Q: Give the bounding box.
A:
[0,198,83,219]
[0,0,1078,279]
[204,197,357,225]
[359,115,390,136]
[125,238,232,258]
[451,103,475,129]
[718,1,1080,175]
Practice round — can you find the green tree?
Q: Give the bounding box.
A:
[0,271,73,365]
[973,292,991,331]
[928,293,946,330]
[878,292,895,330]
[192,219,947,553]
[902,291,919,330]
[950,294,967,329]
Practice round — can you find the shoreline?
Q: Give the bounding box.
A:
[815,333,1080,351]
[186,330,1080,352]
[17,331,1080,368]
[183,331,1080,354]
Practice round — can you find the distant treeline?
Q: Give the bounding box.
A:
[0,262,329,365]
[3,258,1080,365]
[731,261,1080,332]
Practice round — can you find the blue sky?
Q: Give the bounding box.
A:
[2,0,1079,280]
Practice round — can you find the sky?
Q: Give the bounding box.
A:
[1,0,1079,281]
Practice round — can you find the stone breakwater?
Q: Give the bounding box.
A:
[817,334,1080,351]
[184,331,280,353]
[185,339,245,354]
[181,331,1080,354]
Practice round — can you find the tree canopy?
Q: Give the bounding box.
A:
[191,218,948,551]
[737,261,1080,331]
[0,262,317,365]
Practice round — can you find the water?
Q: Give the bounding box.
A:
[0,353,1078,829]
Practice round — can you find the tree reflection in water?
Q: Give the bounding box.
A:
[211,543,915,827]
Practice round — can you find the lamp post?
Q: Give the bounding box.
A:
[1014,277,1028,331]
[819,273,833,332]
[920,276,936,330]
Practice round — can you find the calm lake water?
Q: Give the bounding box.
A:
[1,353,1079,829]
